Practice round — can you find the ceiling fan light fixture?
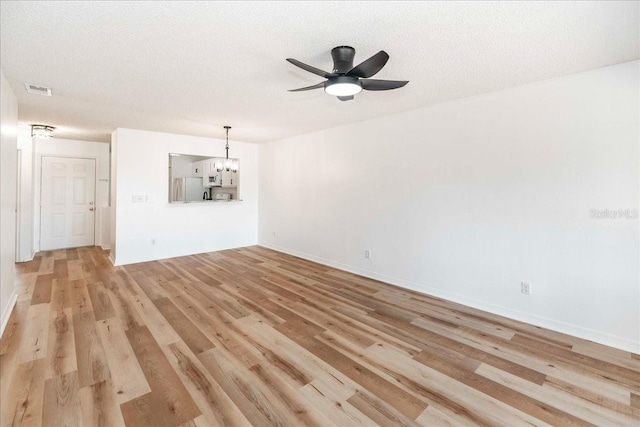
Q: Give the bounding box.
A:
[31,124,55,139]
[324,76,362,97]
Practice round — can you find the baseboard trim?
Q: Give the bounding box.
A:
[113,242,255,266]
[260,243,639,354]
[0,290,19,339]
[16,252,35,263]
[108,253,116,266]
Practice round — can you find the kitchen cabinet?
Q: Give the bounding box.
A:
[221,169,238,187]
[192,160,204,177]
[205,159,219,174]
[200,159,221,187]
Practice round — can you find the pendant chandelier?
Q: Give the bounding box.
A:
[216,126,238,173]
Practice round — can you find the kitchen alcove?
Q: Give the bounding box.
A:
[168,153,240,203]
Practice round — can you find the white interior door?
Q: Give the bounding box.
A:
[41,157,96,250]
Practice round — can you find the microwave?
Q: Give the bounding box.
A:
[204,173,221,187]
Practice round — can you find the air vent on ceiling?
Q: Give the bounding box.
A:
[24,83,52,96]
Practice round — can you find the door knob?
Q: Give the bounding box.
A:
[89,207,95,211]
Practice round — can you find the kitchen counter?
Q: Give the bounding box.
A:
[169,199,243,204]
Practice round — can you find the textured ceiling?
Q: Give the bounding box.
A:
[1,1,638,143]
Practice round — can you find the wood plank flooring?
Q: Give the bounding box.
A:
[1,246,638,426]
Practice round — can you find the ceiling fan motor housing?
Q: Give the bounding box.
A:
[331,46,356,74]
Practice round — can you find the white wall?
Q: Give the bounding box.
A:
[110,130,118,262]
[259,61,640,352]
[16,127,33,261]
[111,128,258,265]
[171,155,204,179]
[0,69,18,335]
[109,131,118,264]
[32,138,110,253]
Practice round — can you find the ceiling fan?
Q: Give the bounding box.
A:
[287,46,409,101]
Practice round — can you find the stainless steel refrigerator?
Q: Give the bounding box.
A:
[173,177,205,202]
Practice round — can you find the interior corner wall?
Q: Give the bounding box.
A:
[109,131,117,264]
[16,126,33,262]
[111,128,258,266]
[0,68,18,335]
[258,60,640,352]
[32,138,110,253]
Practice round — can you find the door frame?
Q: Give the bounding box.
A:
[38,155,98,251]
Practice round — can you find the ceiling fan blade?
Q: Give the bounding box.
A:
[337,95,354,102]
[361,79,409,91]
[288,82,325,92]
[286,58,330,78]
[346,51,389,78]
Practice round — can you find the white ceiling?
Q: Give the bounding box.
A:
[1,1,638,143]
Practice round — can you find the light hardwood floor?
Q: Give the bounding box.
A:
[1,246,638,426]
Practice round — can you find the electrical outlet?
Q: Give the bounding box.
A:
[365,250,370,259]
[521,282,531,295]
